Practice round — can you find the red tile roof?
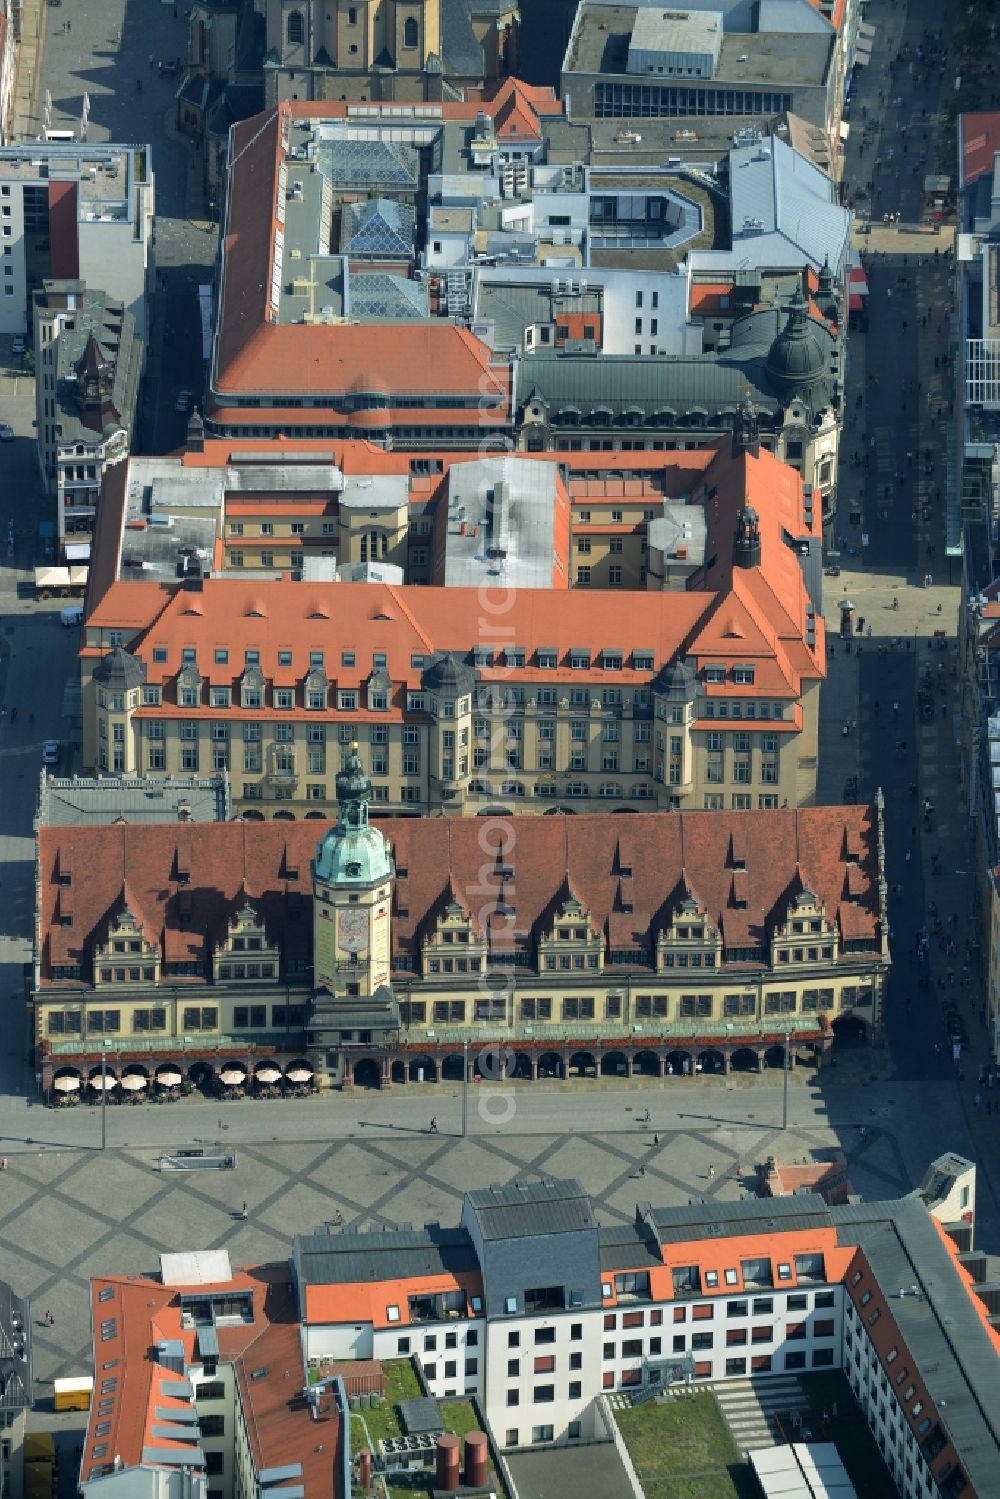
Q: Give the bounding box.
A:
[84,1268,343,1491]
[38,805,883,987]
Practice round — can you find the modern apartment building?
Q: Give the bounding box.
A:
[0,141,154,343]
[295,1165,1000,1499]
[31,760,888,1093]
[79,1165,1000,1499]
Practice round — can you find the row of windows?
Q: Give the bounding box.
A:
[46,1004,304,1036]
[399,989,867,1025]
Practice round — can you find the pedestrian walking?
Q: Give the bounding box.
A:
[429,1116,438,1133]
[0,1157,6,1171]
[44,1310,54,1326]
[708,1164,715,1181]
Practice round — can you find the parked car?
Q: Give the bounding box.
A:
[175,389,192,412]
[42,740,61,765]
[11,336,25,355]
[158,58,179,76]
[0,423,14,441]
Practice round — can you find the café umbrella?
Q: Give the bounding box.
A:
[220,1067,247,1087]
[120,1074,147,1092]
[255,1065,282,1085]
[157,1069,183,1087]
[53,1075,81,1093]
[286,1065,313,1084]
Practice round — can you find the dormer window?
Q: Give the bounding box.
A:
[474,647,493,667]
[602,651,623,671]
[633,651,654,670]
[705,666,726,684]
[537,649,557,669]
[570,651,590,670]
[733,666,755,685]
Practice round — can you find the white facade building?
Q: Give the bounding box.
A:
[0,142,154,342]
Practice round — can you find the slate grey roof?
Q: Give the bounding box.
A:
[37,774,231,826]
[517,344,779,417]
[294,1226,477,1286]
[640,1191,834,1247]
[464,1178,597,1240]
[517,303,838,421]
[44,281,142,446]
[599,1225,663,1271]
[727,135,852,273]
[440,0,485,78]
[92,645,147,691]
[831,1199,1000,1498]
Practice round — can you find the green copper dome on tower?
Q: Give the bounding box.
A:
[312,745,393,887]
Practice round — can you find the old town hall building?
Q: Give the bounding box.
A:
[33,755,889,1096]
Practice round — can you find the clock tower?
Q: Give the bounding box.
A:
[308,745,399,1085]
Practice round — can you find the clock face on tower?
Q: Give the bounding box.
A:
[338,907,368,953]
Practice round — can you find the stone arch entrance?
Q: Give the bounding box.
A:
[537,1051,564,1080]
[391,1060,406,1085]
[568,1050,596,1078]
[731,1047,760,1073]
[508,1053,533,1080]
[601,1050,629,1078]
[764,1043,788,1070]
[665,1049,691,1077]
[832,1013,869,1048]
[408,1055,438,1083]
[633,1049,661,1077]
[354,1058,381,1089]
[697,1048,726,1075]
[441,1053,466,1082]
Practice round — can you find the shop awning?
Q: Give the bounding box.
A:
[849,292,865,312]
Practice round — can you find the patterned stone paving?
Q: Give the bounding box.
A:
[2,1119,912,1388]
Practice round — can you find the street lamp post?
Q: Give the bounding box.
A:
[100,1041,109,1151]
[461,1037,470,1138]
[782,1031,790,1131]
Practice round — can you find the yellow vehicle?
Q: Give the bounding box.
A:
[53,1376,94,1412]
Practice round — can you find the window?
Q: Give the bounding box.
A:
[533,1386,554,1405]
[286,11,304,44]
[403,15,419,46]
